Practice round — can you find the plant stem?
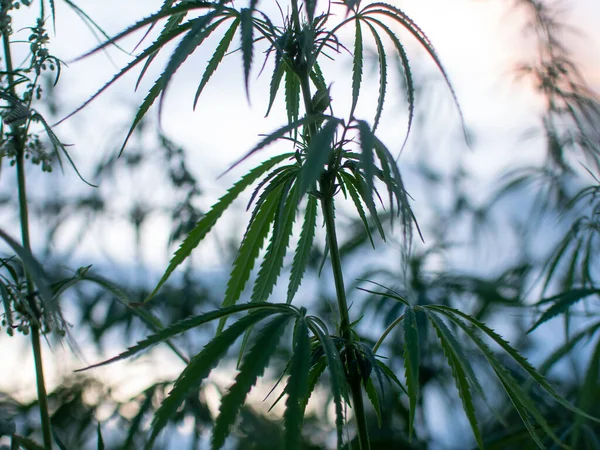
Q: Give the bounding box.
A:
[296,54,370,448]
[3,25,54,450]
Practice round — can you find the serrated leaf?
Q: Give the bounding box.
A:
[284,316,311,450]
[299,119,339,195]
[365,17,414,151]
[427,312,483,449]
[429,304,600,424]
[147,153,292,302]
[364,22,387,131]
[77,303,289,372]
[350,19,363,118]
[528,288,600,333]
[123,15,224,153]
[217,183,284,333]
[403,307,419,440]
[10,434,45,450]
[357,120,376,202]
[344,168,386,241]
[135,5,185,90]
[308,318,347,449]
[57,15,198,128]
[339,171,375,248]
[365,377,382,427]
[148,309,277,447]
[240,8,254,99]
[287,195,318,303]
[81,272,188,363]
[212,314,292,450]
[194,18,240,108]
[375,359,408,396]
[252,184,299,303]
[265,55,286,117]
[285,66,301,127]
[224,117,322,175]
[363,3,470,145]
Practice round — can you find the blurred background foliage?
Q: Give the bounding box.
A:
[1,0,599,449]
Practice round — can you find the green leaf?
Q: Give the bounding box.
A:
[251,184,299,303]
[148,308,277,447]
[77,303,290,372]
[363,22,387,132]
[429,304,600,423]
[240,8,254,98]
[307,318,347,449]
[344,168,385,241]
[364,17,415,151]
[350,19,363,118]
[426,312,484,449]
[528,288,600,333]
[403,307,419,440]
[363,3,470,145]
[212,313,292,450]
[147,152,292,302]
[284,316,311,450]
[339,171,375,248]
[224,118,322,175]
[124,14,225,153]
[375,359,408,396]
[299,119,339,195]
[58,2,219,126]
[357,120,376,202]
[287,195,318,303]
[194,17,240,108]
[365,377,382,427]
[265,55,286,117]
[218,183,284,332]
[135,4,185,90]
[285,66,301,127]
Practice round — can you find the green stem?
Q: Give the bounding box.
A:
[295,54,370,448]
[3,24,53,450]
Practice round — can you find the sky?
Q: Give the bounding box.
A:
[1,0,599,446]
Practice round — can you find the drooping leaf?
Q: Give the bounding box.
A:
[365,17,415,152]
[147,153,293,302]
[240,8,254,98]
[427,312,484,449]
[307,318,347,449]
[365,377,382,427]
[194,17,240,108]
[350,19,363,118]
[339,171,375,248]
[344,168,386,241]
[430,305,600,423]
[403,307,419,440]
[299,119,339,195]
[357,120,376,201]
[287,194,318,304]
[362,2,470,145]
[363,22,388,131]
[96,422,105,450]
[148,308,278,447]
[212,313,292,450]
[284,315,311,450]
